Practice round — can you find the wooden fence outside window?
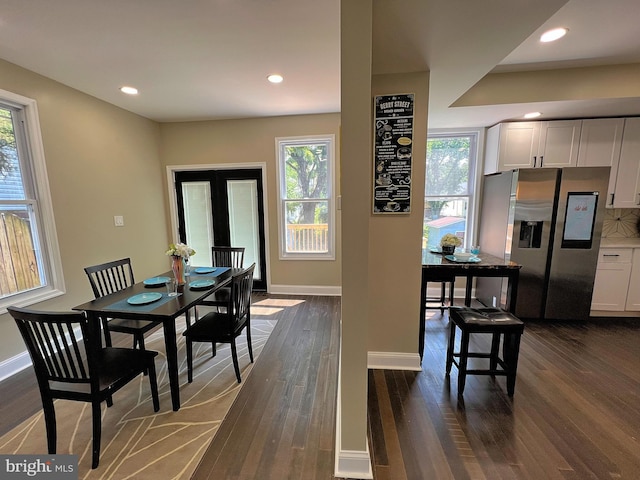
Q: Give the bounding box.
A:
[0,213,41,297]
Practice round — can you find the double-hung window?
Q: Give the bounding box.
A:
[423,131,479,251]
[276,135,335,260]
[0,90,64,312]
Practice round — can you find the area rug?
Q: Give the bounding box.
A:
[0,312,276,479]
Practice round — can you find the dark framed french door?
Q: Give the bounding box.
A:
[174,168,267,290]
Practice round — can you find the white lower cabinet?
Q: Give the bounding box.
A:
[625,249,640,310]
[591,248,632,311]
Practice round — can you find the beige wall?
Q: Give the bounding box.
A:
[0,59,168,362]
[158,114,342,289]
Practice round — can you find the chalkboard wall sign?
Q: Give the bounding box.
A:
[373,93,414,214]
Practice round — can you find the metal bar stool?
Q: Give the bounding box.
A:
[446,306,524,396]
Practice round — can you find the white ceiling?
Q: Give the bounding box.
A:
[0,0,639,128]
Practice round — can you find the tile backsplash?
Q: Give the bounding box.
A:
[602,209,640,238]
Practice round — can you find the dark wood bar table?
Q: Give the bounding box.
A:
[73,267,235,411]
[419,250,521,362]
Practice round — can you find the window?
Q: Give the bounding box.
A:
[276,135,335,260]
[423,132,479,251]
[0,90,64,312]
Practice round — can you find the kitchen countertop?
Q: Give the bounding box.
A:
[600,237,640,248]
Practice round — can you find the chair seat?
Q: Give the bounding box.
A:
[183,311,246,343]
[50,347,159,396]
[450,307,524,330]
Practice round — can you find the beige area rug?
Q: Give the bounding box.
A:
[0,313,276,479]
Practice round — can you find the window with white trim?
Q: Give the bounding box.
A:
[0,90,64,312]
[423,132,479,251]
[276,135,335,260]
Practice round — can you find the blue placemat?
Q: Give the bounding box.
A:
[191,266,230,276]
[104,293,178,313]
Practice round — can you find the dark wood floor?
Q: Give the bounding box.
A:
[368,310,640,480]
[3,295,640,479]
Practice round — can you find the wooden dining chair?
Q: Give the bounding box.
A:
[84,258,161,350]
[184,263,255,383]
[7,306,160,469]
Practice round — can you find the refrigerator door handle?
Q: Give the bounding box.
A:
[533,156,537,168]
[540,155,543,167]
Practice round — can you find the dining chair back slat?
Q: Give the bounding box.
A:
[212,246,245,268]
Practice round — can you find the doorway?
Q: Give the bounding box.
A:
[174,168,267,290]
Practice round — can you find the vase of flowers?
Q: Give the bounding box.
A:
[440,233,462,256]
[166,243,195,285]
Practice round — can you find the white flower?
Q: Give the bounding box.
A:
[166,242,196,258]
[440,233,462,247]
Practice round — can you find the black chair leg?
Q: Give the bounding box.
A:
[457,330,470,396]
[91,401,102,469]
[147,360,160,412]
[42,397,57,454]
[230,340,241,383]
[186,338,194,383]
[246,324,254,363]
[446,321,456,376]
[102,318,112,347]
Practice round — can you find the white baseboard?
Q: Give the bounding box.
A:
[335,448,374,479]
[268,284,341,296]
[0,350,32,382]
[367,351,422,371]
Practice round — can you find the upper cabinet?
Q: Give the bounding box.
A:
[484,120,582,174]
[577,118,624,207]
[612,117,640,208]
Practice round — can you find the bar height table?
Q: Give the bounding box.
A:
[419,251,521,362]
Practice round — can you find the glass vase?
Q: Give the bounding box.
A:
[171,255,186,285]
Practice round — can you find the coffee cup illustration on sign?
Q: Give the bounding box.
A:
[384,201,400,212]
[376,173,391,186]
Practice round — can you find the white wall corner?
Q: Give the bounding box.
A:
[367,351,422,371]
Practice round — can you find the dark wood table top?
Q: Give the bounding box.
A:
[73,267,236,320]
[422,250,521,270]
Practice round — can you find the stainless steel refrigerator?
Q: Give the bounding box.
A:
[476,167,609,321]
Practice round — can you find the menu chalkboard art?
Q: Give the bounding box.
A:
[373,93,414,214]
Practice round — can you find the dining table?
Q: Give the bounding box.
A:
[419,249,522,362]
[73,266,236,411]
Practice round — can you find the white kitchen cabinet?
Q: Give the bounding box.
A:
[625,249,640,311]
[484,120,582,173]
[612,117,640,208]
[591,248,632,311]
[577,118,624,207]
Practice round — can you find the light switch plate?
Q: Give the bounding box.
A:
[114,215,124,227]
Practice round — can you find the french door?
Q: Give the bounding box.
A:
[174,168,267,290]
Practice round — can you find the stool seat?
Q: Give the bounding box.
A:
[446,307,524,397]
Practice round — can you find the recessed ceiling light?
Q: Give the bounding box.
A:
[540,27,568,43]
[120,86,139,95]
[267,74,283,84]
[524,112,542,119]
